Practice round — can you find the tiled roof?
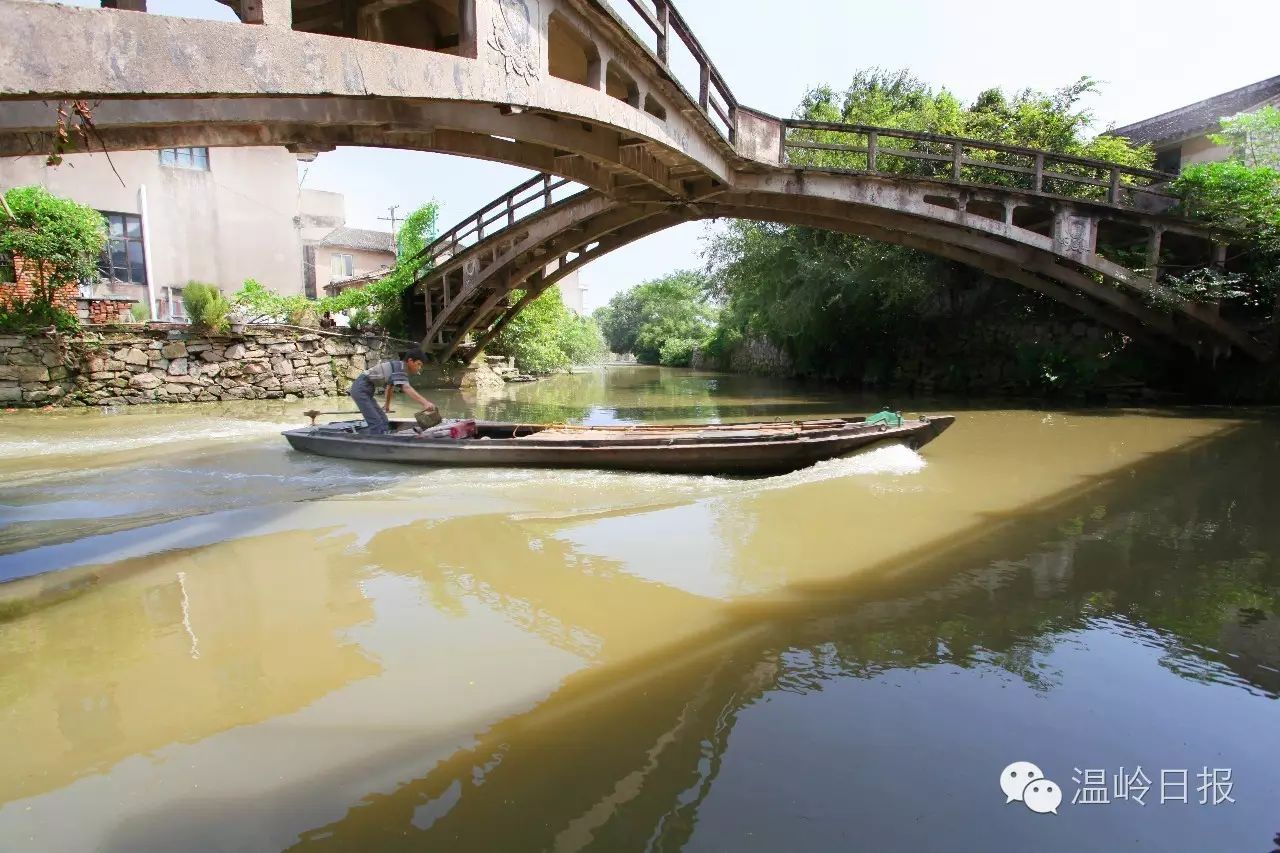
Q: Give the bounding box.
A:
[318,226,396,254]
[1110,75,1280,148]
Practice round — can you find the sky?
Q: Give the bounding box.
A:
[59,0,1280,310]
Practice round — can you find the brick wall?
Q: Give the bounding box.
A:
[0,253,78,310]
[80,299,134,324]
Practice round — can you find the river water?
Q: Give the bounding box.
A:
[0,366,1277,852]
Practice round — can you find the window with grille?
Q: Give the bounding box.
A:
[159,147,210,171]
[0,252,14,284]
[97,212,147,286]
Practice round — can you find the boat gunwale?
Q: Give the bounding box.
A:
[281,417,948,453]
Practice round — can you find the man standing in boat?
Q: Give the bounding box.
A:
[349,349,439,435]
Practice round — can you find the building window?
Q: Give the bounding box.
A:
[97,212,147,286]
[331,253,354,280]
[1154,147,1181,175]
[157,285,187,322]
[0,252,14,284]
[159,147,209,171]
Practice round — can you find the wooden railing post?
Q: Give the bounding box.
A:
[1033,153,1044,193]
[1145,227,1162,281]
[866,131,877,172]
[1108,167,1121,204]
[655,0,669,64]
[508,201,515,227]
[698,62,710,112]
[951,141,962,180]
[543,173,552,206]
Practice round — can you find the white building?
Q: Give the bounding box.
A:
[0,146,395,321]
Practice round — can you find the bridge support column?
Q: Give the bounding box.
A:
[1053,211,1097,262]
[240,0,291,28]
[1145,227,1163,281]
[100,0,148,12]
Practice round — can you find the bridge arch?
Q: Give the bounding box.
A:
[409,175,1258,362]
[0,0,1267,360]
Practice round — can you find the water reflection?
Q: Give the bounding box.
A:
[0,372,1276,851]
[284,423,1280,852]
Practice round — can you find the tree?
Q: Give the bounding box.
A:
[489,285,605,374]
[322,202,440,336]
[704,69,1156,382]
[0,186,105,331]
[595,271,717,366]
[785,70,1153,193]
[1213,105,1280,170]
[1173,108,1280,314]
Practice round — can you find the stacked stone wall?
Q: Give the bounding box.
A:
[0,326,407,407]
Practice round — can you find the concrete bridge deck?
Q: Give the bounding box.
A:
[0,0,1268,360]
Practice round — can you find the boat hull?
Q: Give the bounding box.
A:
[281,416,955,476]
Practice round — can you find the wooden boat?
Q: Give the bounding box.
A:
[282,414,955,476]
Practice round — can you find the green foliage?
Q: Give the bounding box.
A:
[129,302,150,322]
[0,295,79,334]
[705,69,1159,382]
[489,286,606,374]
[0,187,104,322]
[232,278,314,325]
[1211,105,1280,170]
[320,202,440,338]
[704,222,937,378]
[347,305,373,332]
[786,70,1153,196]
[181,281,231,333]
[595,270,717,365]
[1174,160,1280,248]
[1006,341,1108,395]
[1157,268,1255,308]
[1174,157,1280,310]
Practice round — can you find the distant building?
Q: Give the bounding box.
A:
[1112,74,1280,172]
[0,146,394,321]
[313,227,396,298]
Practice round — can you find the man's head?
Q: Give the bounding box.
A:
[323,311,332,319]
[404,348,427,374]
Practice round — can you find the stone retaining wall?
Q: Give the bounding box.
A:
[0,326,407,407]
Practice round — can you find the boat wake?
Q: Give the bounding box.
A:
[0,418,295,459]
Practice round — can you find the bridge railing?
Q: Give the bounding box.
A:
[612,0,738,141]
[410,173,585,276]
[782,120,1177,209]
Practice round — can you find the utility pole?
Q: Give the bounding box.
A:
[378,204,401,256]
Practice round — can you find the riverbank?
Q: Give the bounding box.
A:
[0,325,508,407]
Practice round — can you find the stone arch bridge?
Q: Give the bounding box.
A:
[0,0,1267,360]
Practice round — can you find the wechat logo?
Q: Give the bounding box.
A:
[1001,761,1062,814]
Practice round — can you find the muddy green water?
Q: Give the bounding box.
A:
[0,366,1277,852]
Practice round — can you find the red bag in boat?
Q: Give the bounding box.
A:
[449,419,477,439]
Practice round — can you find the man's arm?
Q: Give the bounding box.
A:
[402,385,436,412]
[383,384,394,413]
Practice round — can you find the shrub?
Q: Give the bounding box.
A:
[0,186,105,301]
[0,296,79,334]
[348,305,373,332]
[182,281,231,333]
[129,302,150,322]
